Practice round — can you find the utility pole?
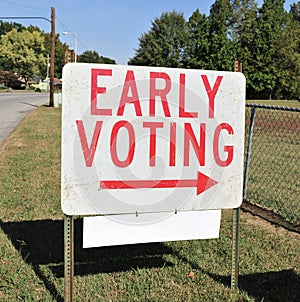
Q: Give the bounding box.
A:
[46,55,50,81]
[49,7,55,107]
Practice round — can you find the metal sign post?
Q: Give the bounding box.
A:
[231,105,256,289]
[231,60,243,289]
[64,214,74,302]
[231,207,240,289]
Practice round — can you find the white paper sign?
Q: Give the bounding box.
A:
[83,210,221,248]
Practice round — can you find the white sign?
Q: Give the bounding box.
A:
[83,210,221,248]
[62,63,245,215]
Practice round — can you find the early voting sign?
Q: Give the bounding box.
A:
[62,63,245,216]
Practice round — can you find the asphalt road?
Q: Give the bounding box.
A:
[0,92,49,146]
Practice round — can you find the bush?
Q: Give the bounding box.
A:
[34,87,41,92]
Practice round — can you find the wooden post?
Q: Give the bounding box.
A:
[49,7,55,107]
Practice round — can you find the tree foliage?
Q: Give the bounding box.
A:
[0,20,24,36]
[0,1,299,99]
[229,0,258,62]
[79,50,116,64]
[0,70,21,88]
[183,9,210,69]
[43,33,68,79]
[129,0,300,99]
[207,0,234,70]
[245,0,287,98]
[0,28,46,85]
[128,11,187,67]
[0,21,115,83]
[290,1,300,22]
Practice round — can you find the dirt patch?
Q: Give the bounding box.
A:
[0,131,29,153]
[241,200,300,239]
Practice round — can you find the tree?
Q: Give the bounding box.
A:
[128,11,187,67]
[207,0,235,71]
[275,3,300,99]
[229,0,258,58]
[183,9,210,69]
[229,0,258,40]
[44,33,68,79]
[26,26,67,79]
[246,0,287,99]
[99,55,116,64]
[79,50,116,64]
[290,1,300,22]
[0,20,24,36]
[80,50,101,63]
[0,70,21,88]
[229,0,259,97]
[275,20,300,99]
[0,28,46,86]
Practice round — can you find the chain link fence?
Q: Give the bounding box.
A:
[243,104,300,225]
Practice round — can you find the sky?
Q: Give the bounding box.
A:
[0,0,297,65]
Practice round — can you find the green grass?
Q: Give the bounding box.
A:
[246,99,300,107]
[0,106,299,301]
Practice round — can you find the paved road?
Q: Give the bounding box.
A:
[0,92,49,146]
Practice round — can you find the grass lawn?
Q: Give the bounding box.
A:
[0,105,299,301]
[246,99,300,107]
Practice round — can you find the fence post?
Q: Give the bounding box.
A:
[243,107,256,200]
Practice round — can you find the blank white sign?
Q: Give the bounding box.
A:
[83,210,221,248]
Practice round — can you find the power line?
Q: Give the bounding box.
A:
[0,3,90,54]
[0,0,47,11]
[56,14,89,53]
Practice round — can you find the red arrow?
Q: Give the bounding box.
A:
[100,171,218,196]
